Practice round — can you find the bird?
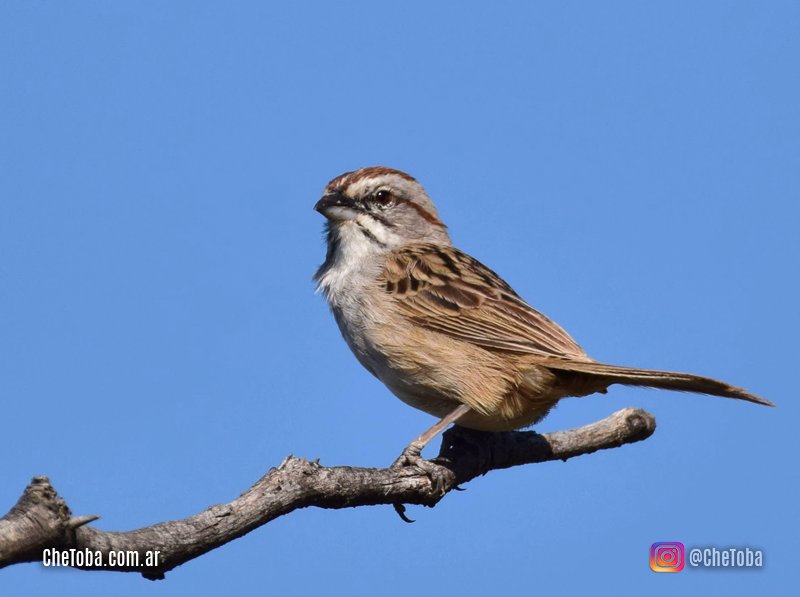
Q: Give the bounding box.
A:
[313,166,772,467]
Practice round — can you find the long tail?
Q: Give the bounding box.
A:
[542,359,774,407]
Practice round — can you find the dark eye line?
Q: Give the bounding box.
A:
[364,191,444,229]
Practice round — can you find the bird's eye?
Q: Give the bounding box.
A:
[373,190,394,206]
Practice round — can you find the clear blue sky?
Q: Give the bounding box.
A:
[2,1,797,595]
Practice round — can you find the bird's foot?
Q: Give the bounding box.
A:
[390,440,450,496]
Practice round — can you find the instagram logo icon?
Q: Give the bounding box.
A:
[650,542,685,572]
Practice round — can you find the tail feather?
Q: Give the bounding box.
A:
[542,359,774,407]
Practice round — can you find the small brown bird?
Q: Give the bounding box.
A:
[314,166,772,464]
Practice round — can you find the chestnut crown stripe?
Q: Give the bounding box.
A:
[326,166,417,190]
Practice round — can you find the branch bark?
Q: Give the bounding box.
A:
[0,407,655,580]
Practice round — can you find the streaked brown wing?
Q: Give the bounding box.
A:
[381,244,589,359]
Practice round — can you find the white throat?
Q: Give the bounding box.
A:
[315,221,387,307]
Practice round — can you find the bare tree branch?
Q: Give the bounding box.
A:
[0,407,655,580]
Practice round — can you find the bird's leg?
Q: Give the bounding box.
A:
[409,403,473,454]
[391,404,472,493]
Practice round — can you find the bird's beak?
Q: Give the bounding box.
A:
[314,191,360,222]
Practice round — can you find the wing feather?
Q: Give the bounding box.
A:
[381,245,589,359]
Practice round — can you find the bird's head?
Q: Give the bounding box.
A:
[315,166,450,249]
